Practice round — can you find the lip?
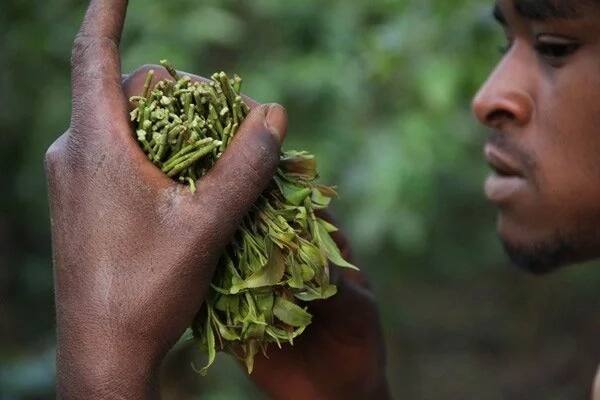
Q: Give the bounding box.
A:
[484,144,527,203]
[485,174,527,203]
[484,144,523,178]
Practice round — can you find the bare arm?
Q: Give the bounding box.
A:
[48,1,285,398]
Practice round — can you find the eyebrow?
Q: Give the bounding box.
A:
[493,0,585,24]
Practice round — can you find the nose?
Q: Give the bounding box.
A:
[471,51,534,129]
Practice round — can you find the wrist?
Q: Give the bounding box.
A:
[56,332,161,399]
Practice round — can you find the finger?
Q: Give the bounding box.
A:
[71,0,129,125]
[192,104,287,243]
[79,0,128,41]
[122,65,261,111]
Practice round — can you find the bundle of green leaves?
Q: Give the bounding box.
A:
[129,61,356,374]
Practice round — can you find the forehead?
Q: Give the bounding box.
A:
[494,0,595,21]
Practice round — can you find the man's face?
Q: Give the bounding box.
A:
[472,0,600,273]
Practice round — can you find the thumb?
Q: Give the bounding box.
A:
[192,103,287,239]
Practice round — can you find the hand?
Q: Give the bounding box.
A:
[45,1,286,398]
[247,213,392,400]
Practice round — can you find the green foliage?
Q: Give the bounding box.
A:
[1,1,599,399]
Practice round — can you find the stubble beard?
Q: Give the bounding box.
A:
[500,226,600,274]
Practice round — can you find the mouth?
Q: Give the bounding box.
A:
[485,144,524,177]
[484,144,527,203]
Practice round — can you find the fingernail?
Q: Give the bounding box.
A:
[265,103,287,144]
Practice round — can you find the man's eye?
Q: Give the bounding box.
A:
[534,42,579,60]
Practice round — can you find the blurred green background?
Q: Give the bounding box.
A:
[1,0,599,399]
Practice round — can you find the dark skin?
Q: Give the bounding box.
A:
[474,0,600,273]
[472,0,600,397]
[46,0,390,398]
[49,0,600,398]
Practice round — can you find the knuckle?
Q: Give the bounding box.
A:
[71,33,119,80]
[63,132,86,160]
[44,134,67,176]
[44,131,87,179]
[71,33,93,70]
[70,34,84,65]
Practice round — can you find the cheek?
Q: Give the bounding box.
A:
[495,54,600,244]
[532,71,600,222]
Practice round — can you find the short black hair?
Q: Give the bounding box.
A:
[493,0,598,24]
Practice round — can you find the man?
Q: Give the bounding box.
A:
[473,0,600,397]
[45,0,598,398]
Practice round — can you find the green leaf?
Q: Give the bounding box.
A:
[280,150,317,179]
[311,188,332,208]
[244,340,259,374]
[211,310,240,341]
[255,292,275,322]
[317,217,338,233]
[300,263,316,281]
[314,184,337,198]
[214,294,240,316]
[273,297,312,327]
[287,257,305,289]
[320,283,338,299]
[299,239,325,266]
[294,284,337,301]
[243,319,266,340]
[316,221,359,270]
[240,292,267,340]
[230,245,286,293]
[198,310,216,376]
[266,325,307,346]
[275,177,312,206]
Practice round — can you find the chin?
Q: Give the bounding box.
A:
[500,236,576,274]
[496,215,585,275]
